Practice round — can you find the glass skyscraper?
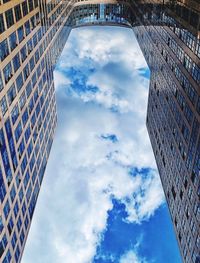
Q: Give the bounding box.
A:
[0,0,199,263]
[134,1,200,262]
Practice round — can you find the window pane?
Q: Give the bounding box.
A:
[14,4,22,22]
[0,39,9,61]
[9,32,18,51]
[5,9,14,28]
[0,14,5,34]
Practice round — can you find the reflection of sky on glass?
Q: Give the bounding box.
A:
[22,26,181,263]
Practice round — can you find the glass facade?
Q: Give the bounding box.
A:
[0,0,199,263]
[132,1,200,263]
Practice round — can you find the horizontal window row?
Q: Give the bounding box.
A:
[0,12,41,65]
[0,0,39,34]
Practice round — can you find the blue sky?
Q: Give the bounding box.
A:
[22,26,181,263]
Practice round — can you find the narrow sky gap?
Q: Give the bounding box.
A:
[22,26,181,263]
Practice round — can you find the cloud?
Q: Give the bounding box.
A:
[119,238,149,263]
[120,250,147,263]
[122,169,164,223]
[22,26,164,263]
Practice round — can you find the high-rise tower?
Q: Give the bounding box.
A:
[0,1,74,262]
[133,1,200,262]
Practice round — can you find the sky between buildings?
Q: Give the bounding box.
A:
[21,26,182,263]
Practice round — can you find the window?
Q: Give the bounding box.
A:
[32,72,37,87]
[5,9,14,28]
[25,20,31,36]
[3,250,11,263]
[21,154,28,174]
[15,121,22,142]
[27,39,33,54]
[11,231,17,250]
[197,96,200,115]
[13,200,19,218]
[16,73,23,92]
[18,26,24,43]
[25,125,31,143]
[23,64,30,81]
[17,216,22,232]
[0,14,5,34]
[0,71,3,92]
[29,56,35,71]
[30,154,35,171]
[0,39,9,62]
[12,53,21,72]
[8,216,14,235]
[34,0,38,7]
[7,84,16,105]
[30,15,36,29]
[1,96,8,115]
[18,139,25,160]
[19,91,26,109]
[23,170,30,189]
[10,185,16,203]
[195,40,200,58]
[37,65,41,79]
[3,200,10,219]
[29,0,34,12]
[22,1,29,16]
[19,229,25,246]
[11,103,19,125]
[0,234,7,258]
[22,201,26,216]
[27,140,33,157]
[22,108,29,126]
[191,63,200,83]
[24,215,29,230]
[3,62,12,83]
[0,167,6,203]
[33,32,38,47]
[15,245,20,263]
[14,4,22,22]
[20,45,27,62]
[9,32,17,51]
[35,50,39,63]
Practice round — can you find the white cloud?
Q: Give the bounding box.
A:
[120,250,147,263]
[119,238,149,263]
[22,26,164,263]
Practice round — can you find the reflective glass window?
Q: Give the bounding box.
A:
[22,1,29,16]
[16,73,24,92]
[0,39,9,61]
[7,84,16,105]
[25,20,31,36]
[3,62,12,83]
[0,14,5,34]
[5,9,14,28]
[9,32,17,51]
[18,26,24,43]
[0,96,8,115]
[0,71,4,92]
[12,53,21,72]
[14,4,22,22]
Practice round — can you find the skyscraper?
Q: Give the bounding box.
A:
[133,1,200,262]
[0,0,199,263]
[0,1,74,262]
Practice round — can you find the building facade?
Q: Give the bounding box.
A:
[132,1,200,262]
[0,0,199,263]
[0,1,74,262]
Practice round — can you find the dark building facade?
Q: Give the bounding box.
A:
[0,0,199,263]
[132,1,200,262]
